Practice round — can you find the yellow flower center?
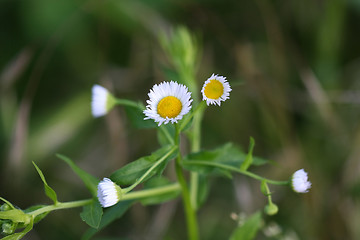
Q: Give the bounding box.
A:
[204,80,224,99]
[157,96,182,118]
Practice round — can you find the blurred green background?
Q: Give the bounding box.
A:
[1,0,360,239]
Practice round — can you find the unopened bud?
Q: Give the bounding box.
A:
[0,204,11,211]
[264,203,278,216]
[2,222,16,235]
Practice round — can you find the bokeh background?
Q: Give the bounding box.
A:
[1,0,360,239]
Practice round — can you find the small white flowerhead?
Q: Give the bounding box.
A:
[97,178,122,208]
[291,169,311,193]
[201,74,232,106]
[91,85,116,118]
[143,81,193,126]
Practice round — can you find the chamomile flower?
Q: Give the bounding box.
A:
[143,81,193,126]
[97,178,122,208]
[291,169,311,193]
[91,85,116,118]
[201,74,231,106]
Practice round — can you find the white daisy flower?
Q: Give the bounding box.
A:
[91,85,116,118]
[97,178,122,208]
[201,73,231,106]
[291,169,311,193]
[143,81,193,126]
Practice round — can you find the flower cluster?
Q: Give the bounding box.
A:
[92,74,312,209]
[143,74,231,125]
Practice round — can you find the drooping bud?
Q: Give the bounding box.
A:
[97,178,122,208]
[91,85,116,118]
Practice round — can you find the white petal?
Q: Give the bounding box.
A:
[91,85,109,118]
[292,169,312,193]
[143,81,192,126]
[97,178,120,207]
[201,73,232,106]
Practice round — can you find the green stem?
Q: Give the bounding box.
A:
[175,124,199,240]
[122,183,181,201]
[27,183,181,219]
[124,145,178,193]
[188,101,206,210]
[263,182,273,204]
[27,199,93,217]
[184,161,290,185]
[115,99,143,109]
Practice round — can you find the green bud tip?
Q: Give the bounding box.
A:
[2,222,16,235]
[0,204,11,211]
[264,203,279,216]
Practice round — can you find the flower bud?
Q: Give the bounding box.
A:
[0,204,11,211]
[291,169,311,193]
[97,178,122,208]
[2,221,16,235]
[264,203,278,216]
[91,85,116,118]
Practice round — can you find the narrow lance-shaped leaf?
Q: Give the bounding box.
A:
[260,180,269,196]
[240,137,255,171]
[32,162,58,204]
[56,154,99,197]
[80,199,103,229]
[182,142,267,177]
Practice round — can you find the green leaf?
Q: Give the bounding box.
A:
[0,210,31,224]
[260,180,269,196]
[32,162,58,204]
[230,211,262,240]
[124,105,156,129]
[57,154,99,197]
[24,205,48,224]
[1,217,33,240]
[182,143,266,177]
[80,200,103,229]
[195,174,210,209]
[81,201,133,240]
[240,137,255,171]
[110,145,177,186]
[140,177,180,205]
